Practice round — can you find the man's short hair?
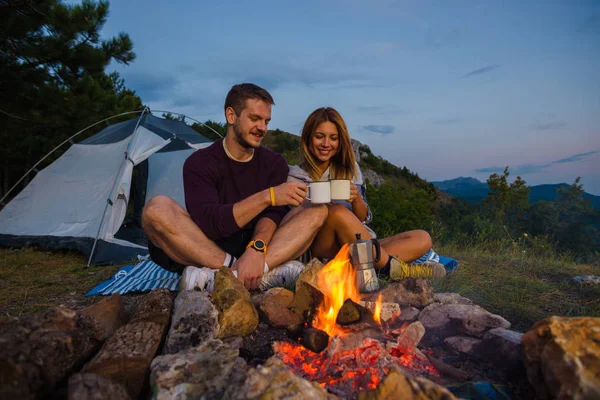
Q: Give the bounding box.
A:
[224,83,275,117]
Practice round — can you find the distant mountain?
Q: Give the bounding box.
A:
[432,177,600,209]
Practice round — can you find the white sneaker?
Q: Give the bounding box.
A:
[179,266,216,292]
[260,260,305,291]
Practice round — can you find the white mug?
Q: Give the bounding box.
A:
[306,181,331,204]
[330,179,351,200]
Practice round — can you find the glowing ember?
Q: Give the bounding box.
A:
[274,336,438,397]
[312,244,361,336]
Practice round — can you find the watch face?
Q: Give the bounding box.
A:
[254,240,265,250]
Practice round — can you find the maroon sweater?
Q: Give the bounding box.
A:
[183,139,289,241]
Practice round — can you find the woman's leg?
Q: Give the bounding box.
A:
[310,204,390,266]
[378,230,432,263]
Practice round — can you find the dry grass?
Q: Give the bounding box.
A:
[0,247,122,320]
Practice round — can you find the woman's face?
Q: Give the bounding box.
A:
[310,121,340,165]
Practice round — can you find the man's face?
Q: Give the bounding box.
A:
[228,98,272,149]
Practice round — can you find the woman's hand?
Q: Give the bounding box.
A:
[349,182,361,204]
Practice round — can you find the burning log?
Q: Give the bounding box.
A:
[337,299,361,325]
[329,323,386,353]
[302,327,330,353]
[424,353,470,382]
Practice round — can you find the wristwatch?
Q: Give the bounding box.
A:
[246,239,267,253]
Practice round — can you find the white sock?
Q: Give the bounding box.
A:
[264,261,270,274]
[222,253,237,268]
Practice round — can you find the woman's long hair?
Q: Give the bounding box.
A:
[300,107,357,181]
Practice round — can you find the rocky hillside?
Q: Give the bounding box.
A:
[263,129,452,206]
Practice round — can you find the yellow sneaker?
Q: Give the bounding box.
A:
[389,258,446,280]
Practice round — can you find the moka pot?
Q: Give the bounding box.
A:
[349,233,381,292]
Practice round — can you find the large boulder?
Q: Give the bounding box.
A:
[212,267,258,338]
[233,357,334,400]
[362,279,433,308]
[257,288,303,327]
[163,291,219,354]
[358,367,458,400]
[419,303,510,344]
[521,316,600,400]
[150,339,247,400]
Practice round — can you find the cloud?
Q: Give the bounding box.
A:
[531,121,567,130]
[460,64,501,79]
[431,118,463,125]
[554,151,600,164]
[475,166,505,174]
[475,150,600,175]
[361,125,395,135]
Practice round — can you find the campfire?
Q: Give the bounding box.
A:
[274,244,438,398]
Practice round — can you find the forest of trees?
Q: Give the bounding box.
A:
[2,0,598,262]
[1,0,143,199]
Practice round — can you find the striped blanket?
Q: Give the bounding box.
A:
[85,259,179,296]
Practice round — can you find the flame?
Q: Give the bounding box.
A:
[372,294,383,323]
[312,244,360,336]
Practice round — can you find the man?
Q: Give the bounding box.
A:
[142,83,327,291]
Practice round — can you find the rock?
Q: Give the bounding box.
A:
[358,366,458,400]
[359,300,401,322]
[68,373,131,400]
[394,321,425,354]
[337,299,362,325]
[233,357,334,400]
[444,336,481,355]
[163,291,219,354]
[150,339,247,400]
[362,279,433,308]
[572,275,600,285]
[224,336,244,350]
[362,168,385,187]
[398,306,420,322]
[476,328,523,371]
[289,258,325,319]
[521,316,600,400]
[434,292,473,305]
[212,267,258,338]
[258,287,303,327]
[419,303,511,344]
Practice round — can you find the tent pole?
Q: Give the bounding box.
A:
[86,108,150,267]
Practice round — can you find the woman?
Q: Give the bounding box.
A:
[288,107,445,280]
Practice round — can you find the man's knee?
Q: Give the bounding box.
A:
[295,204,328,230]
[142,195,178,231]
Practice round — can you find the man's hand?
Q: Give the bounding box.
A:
[272,182,307,207]
[349,182,360,203]
[233,249,266,290]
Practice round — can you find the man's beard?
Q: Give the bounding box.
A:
[233,121,258,149]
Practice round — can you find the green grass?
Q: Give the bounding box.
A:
[0,247,122,320]
[430,242,600,331]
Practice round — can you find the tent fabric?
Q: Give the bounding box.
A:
[0,112,215,265]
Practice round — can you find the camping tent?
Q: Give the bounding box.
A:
[0,112,214,265]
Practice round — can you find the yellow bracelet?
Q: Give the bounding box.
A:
[269,187,276,207]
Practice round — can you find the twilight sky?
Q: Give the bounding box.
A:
[101,0,600,194]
